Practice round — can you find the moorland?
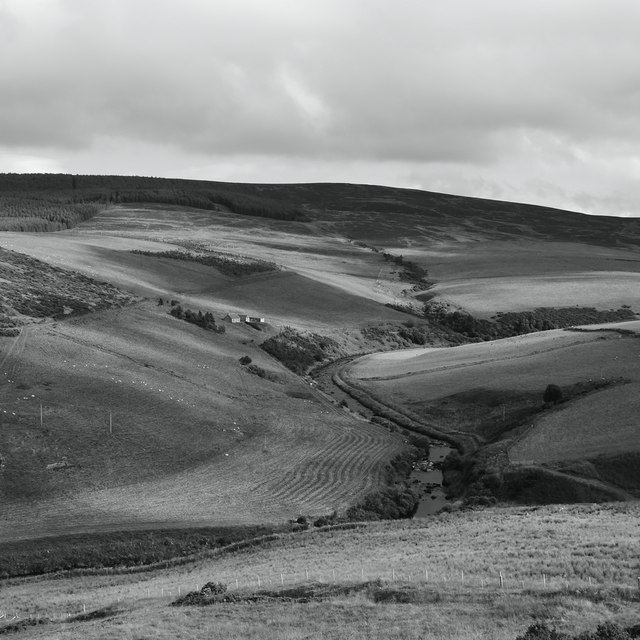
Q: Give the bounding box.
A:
[0,174,638,639]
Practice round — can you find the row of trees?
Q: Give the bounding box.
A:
[168,304,225,333]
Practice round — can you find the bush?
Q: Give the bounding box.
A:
[516,623,570,640]
[543,384,563,405]
[260,328,340,375]
[515,622,634,640]
[345,486,419,521]
[200,582,228,596]
[239,355,252,365]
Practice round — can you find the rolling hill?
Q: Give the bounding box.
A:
[0,174,639,549]
[343,321,640,504]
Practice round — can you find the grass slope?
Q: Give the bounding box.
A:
[0,301,403,542]
[1,503,639,639]
[344,324,640,502]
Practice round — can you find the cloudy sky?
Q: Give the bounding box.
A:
[1,0,639,216]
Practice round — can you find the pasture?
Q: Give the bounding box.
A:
[0,204,411,329]
[1,503,639,639]
[380,239,640,316]
[345,325,640,453]
[508,383,640,464]
[0,300,403,542]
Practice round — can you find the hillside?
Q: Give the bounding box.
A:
[3,173,640,245]
[343,322,640,504]
[1,503,639,639]
[0,176,638,548]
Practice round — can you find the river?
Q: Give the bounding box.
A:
[411,445,454,517]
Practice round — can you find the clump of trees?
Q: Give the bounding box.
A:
[260,328,340,374]
[169,305,224,332]
[382,252,432,288]
[345,486,419,521]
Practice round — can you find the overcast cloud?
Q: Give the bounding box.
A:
[1,0,639,216]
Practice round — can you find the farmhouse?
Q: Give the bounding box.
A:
[224,312,266,324]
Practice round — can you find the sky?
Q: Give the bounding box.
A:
[1,0,639,217]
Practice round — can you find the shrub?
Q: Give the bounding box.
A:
[239,355,252,365]
[260,328,340,374]
[516,623,570,640]
[543,384,563,405]
[200,582,228,596]
[170,305,184,319]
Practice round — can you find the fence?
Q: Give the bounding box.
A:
[2,567,638,624]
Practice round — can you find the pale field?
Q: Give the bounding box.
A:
[433,272,640,317]
[348,326,640,397]
[0,301,404,542]
[2,503,639,639]
[383,239,640,315]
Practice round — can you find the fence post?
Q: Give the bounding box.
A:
[543,574,546,589]
[499,572,504,589]
[425,568,428,582]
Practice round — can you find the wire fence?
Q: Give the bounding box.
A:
[2,567,638,624]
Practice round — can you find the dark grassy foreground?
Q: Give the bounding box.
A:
[0,525,289,579]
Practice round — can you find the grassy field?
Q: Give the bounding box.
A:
[341,323,640,503]
[1,179,640,637]
[1,503,638,639]
[0,204,412,329]
[509,383,640,464]
[347,325,640,439]
[0,299,404,541]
